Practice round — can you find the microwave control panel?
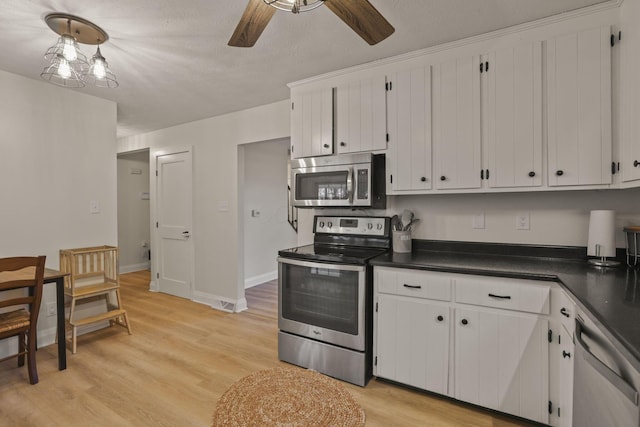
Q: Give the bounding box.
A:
[314,216,387,236]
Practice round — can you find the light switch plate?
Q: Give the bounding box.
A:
[472,213,485,229]
[89,200,100,214]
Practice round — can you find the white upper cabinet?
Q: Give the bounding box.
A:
[290,87,333,159]
[621,0,640,184]
[433,55,482,190]
[546,26,612,186]
[335,76,387,154]
[386,66,432,192]
[485,41,543,188]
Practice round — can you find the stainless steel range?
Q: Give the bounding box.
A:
[277,215,391,386]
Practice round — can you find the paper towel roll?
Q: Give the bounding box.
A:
[587,210,616,258]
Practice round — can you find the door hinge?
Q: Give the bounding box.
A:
[374,356,378,366]
[548,401,553,414]
[548,329,553,343]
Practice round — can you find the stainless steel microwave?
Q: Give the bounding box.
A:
[290,153,386,208]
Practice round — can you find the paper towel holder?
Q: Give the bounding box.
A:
[587,209,620,267]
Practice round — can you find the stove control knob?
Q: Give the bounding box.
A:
[377,223,383,230]
[327,221,333,228]
[318,221,325,229]
[367,223,373,230]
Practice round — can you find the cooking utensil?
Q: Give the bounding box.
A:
[390,214,400,231]
[401,210,414,231]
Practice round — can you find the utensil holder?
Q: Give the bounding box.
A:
[625,226,640,267]
[392,230,412,253]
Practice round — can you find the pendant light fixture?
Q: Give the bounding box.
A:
[263,0,325,14]
[40,13,118,88]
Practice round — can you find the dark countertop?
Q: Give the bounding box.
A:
[370,240,640,371]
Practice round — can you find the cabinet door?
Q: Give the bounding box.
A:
[621,0,640,183]
[454,308,549,424]
[290,87,333,159]
[335,76,386,154]
[387,66,432,192]
[547,26,612,186]
[433,55,482,190]
[376,294,450,395]
[557,325,574,427]
[486,42,543,188]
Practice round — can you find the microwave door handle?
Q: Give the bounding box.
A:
[347,167,354,203]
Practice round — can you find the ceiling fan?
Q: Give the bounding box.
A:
[228,0,395,48]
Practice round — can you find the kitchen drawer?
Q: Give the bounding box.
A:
[376,267,452,301]
[454,275,551,314]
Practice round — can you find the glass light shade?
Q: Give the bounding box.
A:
[44,34,88,68]
[40,54,85,88]
[263,0,324,13]
[82,47,119,88]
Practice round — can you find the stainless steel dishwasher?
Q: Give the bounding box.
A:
[573,312,640,427]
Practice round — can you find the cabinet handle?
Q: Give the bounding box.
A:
[340,142,346,147]
[420,177,427,182]
[323,144,330,149]
[403,284,422,289]
[556,170,564,176]
[528,171,536,177]
[560,307,570,318]
[635,160,640,167]
[563,350,571,359]
[436,315,444,322]
[461,318,469,326]
[440,176,446,181]
[488,293,511,300]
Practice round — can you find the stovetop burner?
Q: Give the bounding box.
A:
[278,215,391,265]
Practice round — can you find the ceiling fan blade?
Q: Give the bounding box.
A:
[228,0,276,47]
[324,0,395,45]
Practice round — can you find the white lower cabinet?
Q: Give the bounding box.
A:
[454,307,549,424]
[376,294,450,394]
[374,266,553,424]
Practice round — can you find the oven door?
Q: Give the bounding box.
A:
[278,257,366,351]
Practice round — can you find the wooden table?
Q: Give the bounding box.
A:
[44,268,69,371]
[1,267,69,371]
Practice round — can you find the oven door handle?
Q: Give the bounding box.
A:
[277,256,366,272]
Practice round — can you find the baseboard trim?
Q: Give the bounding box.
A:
[245,270,277,289]
[120,262,151,274]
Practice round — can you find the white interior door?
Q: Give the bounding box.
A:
[155,149,193,299]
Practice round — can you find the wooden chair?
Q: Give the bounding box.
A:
[0,256,46,384]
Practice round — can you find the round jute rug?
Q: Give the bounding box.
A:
[211,367,366,427]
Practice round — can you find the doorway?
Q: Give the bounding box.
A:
[117,150,151,273]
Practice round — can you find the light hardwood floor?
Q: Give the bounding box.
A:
[0,270,537,426]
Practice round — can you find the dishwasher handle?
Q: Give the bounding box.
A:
[575,318,639,406]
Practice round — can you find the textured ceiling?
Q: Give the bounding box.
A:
[0,0,611,138]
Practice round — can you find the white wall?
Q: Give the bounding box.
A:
[117,150,151,272]
[0,69,117,355]
[117,100,290,310]
[242,139,298,287]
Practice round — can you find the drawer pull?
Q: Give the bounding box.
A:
[563,350,571,359]
[488,293,511,300]
[461,318,469,326]
[436,315,444,322]
[560,307,570,317]
[403,284,422,289]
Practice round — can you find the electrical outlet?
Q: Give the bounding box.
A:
[516,213,530,230]
[46,302,56,317]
